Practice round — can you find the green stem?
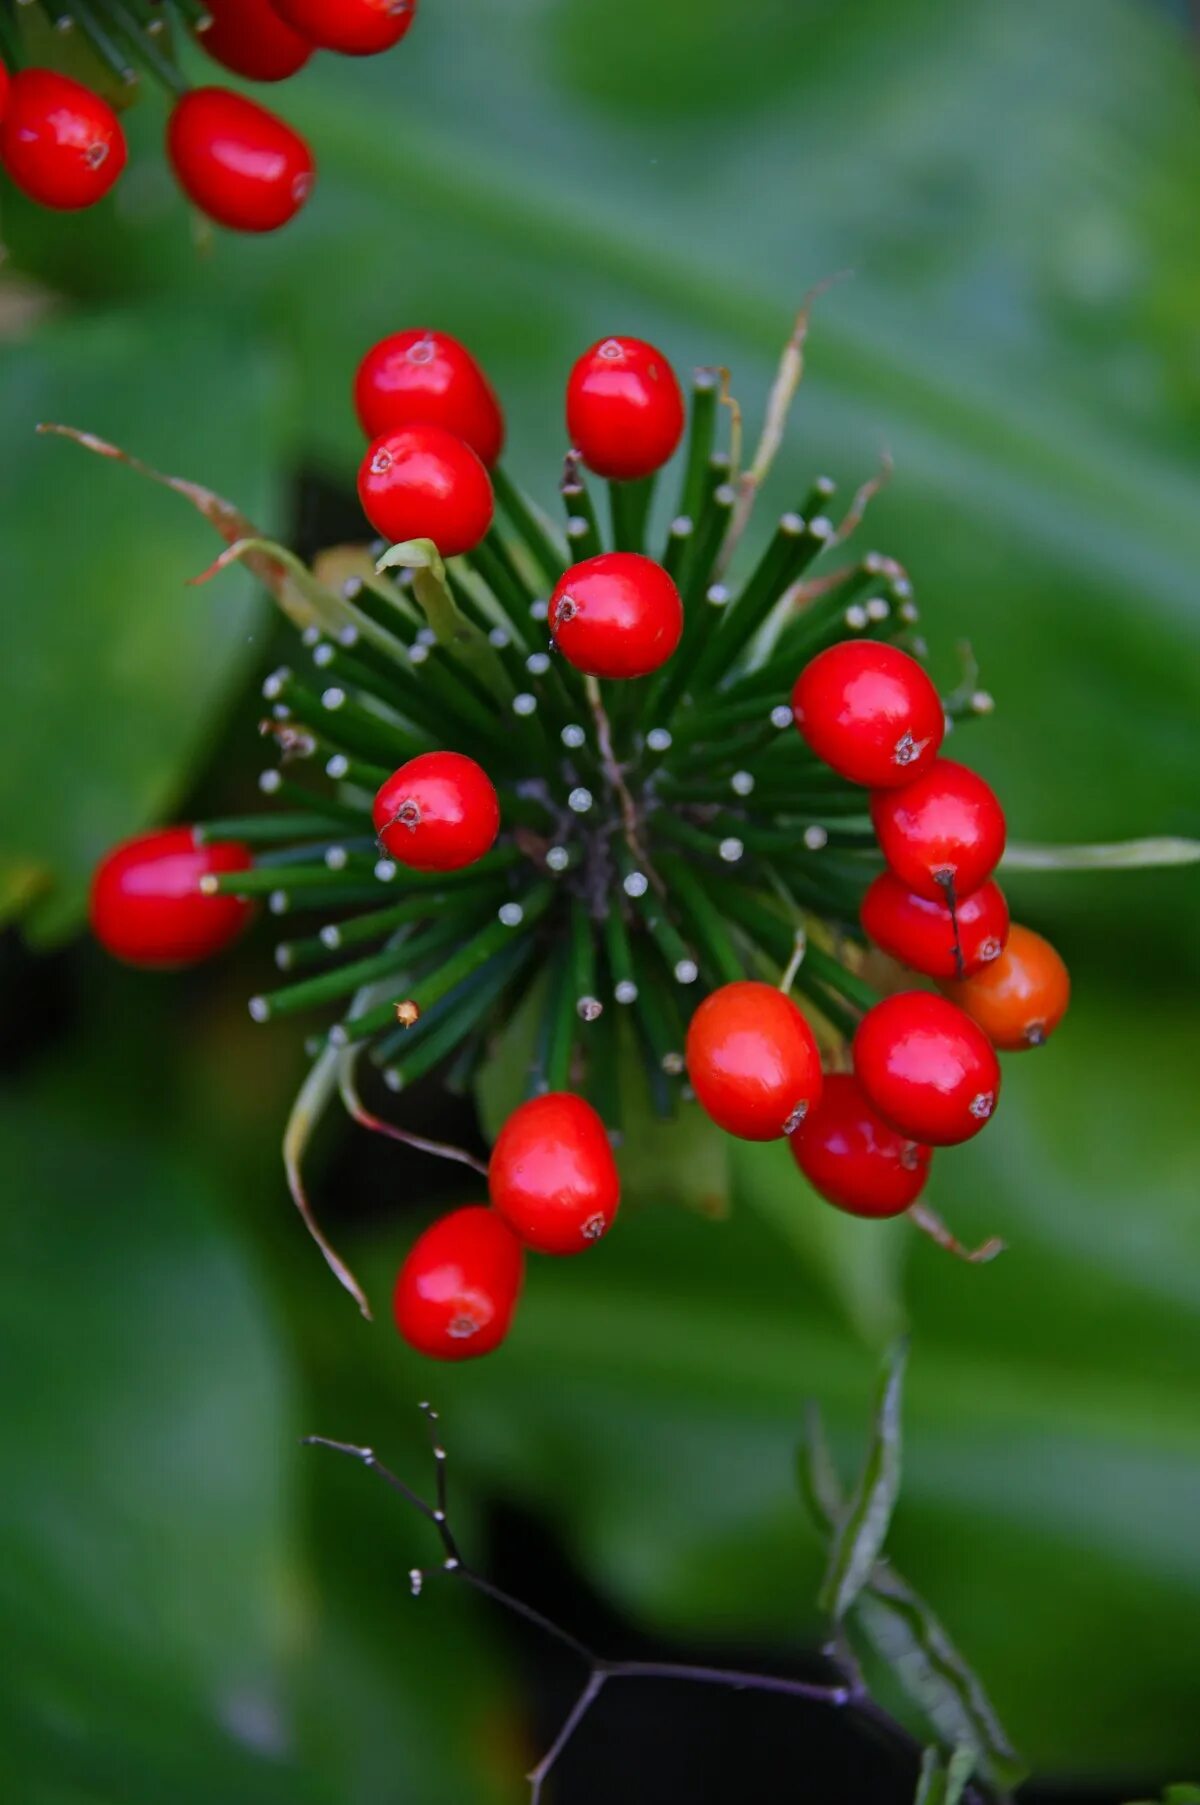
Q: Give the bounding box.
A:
[609,475,654,554]
[491,463,567,585]
[676,370,719,529]
[1000,837,1200,871]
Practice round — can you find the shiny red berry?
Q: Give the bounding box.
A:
[489,1093,620,1255]
[853,990,1000,1146]
[790,1073,931,1218]
[272,0,418,56]
[90,827,252,968]
[195,0,313,80]
[566,336,685,482]
[792,640,943,787]
[944,922,1070,1051]
[167,87,314,233]
[870,758,1006,902]
[1,69,126,211]
[358,424,494,556]
[685,980,824,1141]
[549,552,683,681]
[373,751,500,872]
[393,1205,523,1360]
[354,328,505,465]
[861,871,1009,981]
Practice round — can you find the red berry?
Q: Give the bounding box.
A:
[354,328,505,465]
[373,751,500,872]
[549,552,683,681]
[167,87,314,233]
[565,336,685,482]
[1,69,126,211]
[358,424,494,557]
[90,827,252,968]
[870,758,1006,902]
[0,58,10,124]
[272,0,418,56]
[195,0,313,81]
[944,922,1070,1051]
[393,1205,523,1360]
[685,980,824,1142]
[861,872,1009,981]
[792,640,943,787]
[790,1073,931,1218]
[489,1093,620,1255]
[853,990,1000,1147]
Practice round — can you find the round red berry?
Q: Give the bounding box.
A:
[792,640,943,787]
[393,1205,523,1360]
[861,871,1009,981]
[944,922,1070,1051]
[167,87,314,233]
[373,751,500,872]
[1,69,126,211]
[0,58,10,125]
[870,758,1006,902]
[354,328,505,465]
[566,336,685,482]
[790,1073,931,1218]
[549,552,683,681]
[853,991,1000,1146]
[685,980,824,1141]
[358,424,494,557]
[272,0,418,56]
[195,0,313,80]
[90,827,252,968]
[489,1092,620,1256]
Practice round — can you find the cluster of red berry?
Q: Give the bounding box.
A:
[85,317,1072,1356]
[0,0,415,231]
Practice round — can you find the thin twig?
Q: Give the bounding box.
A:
[584,676,660,887]
[338,1047,490,1177]
[908,1201,1006,1265]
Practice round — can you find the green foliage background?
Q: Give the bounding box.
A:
[1,1,1198,1798]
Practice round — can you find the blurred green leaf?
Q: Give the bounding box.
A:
[820,1340,908,1620]
[0,308,286,943]
[913,1745,977,1805]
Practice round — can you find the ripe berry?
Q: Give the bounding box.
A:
[195,0,313,81]
[358,424,494,556]
[90,827,252,967]
[354,328,505,465]
[1,69,126,211]
[489,1093,620,1255]
[685,980,823,1141]
[167,88,314,233]
[861,871,1009,981]
[944,922,1070,1050]
[0,58,10,124]
[272,0,418,56]
[393,1205,523,1360]
[566,336,685,482]
[790,1073,931,1218]
[373,751,500,872]
[853,991,1000,1146]
[871,758,1006,902]
[549,552,683,680]
[792,640,943,787]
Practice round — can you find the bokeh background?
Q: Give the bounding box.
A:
[2,1,1199,1799]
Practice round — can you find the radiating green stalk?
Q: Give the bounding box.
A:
[259,773,369,827]
[251,931,422,1021]
[268,670,428,768]
[560,462,605,562]
[602,899,639,1003]
[676,371,719,528]
[491,463,567,585]
[662,514,695,583]
[656,854,744,987]
[543,932,579,1093]
[59,1,138,81]
[609,475,655,554]
[644,477,737,721]
[381,938,538,1089]
[569,896,601,1019]
[687,512,809,695]
[325,752,392,792]
[627,879,699,986]
[285,883,504,969]
[630,941,687,1093]
[104,0,188,90]
[584,998,622,1139]
[330,881,555,1046]
[463,538,536,646]
[195,811,355,846]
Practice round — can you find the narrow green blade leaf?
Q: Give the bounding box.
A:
[855,1563,1027,1791]
[797,1400,846,1541]
[914,1746,946,1805]
[819,1338,908,1619]
[944,1745,979,1805]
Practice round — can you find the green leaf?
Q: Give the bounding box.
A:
[820,1339,909,1620]
[798,1401,845,1540]
[914,1745,978,1805]
[0,309,285,943]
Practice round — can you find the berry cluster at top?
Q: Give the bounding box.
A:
[0,0,416,231]
[86,319,1071,1357]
